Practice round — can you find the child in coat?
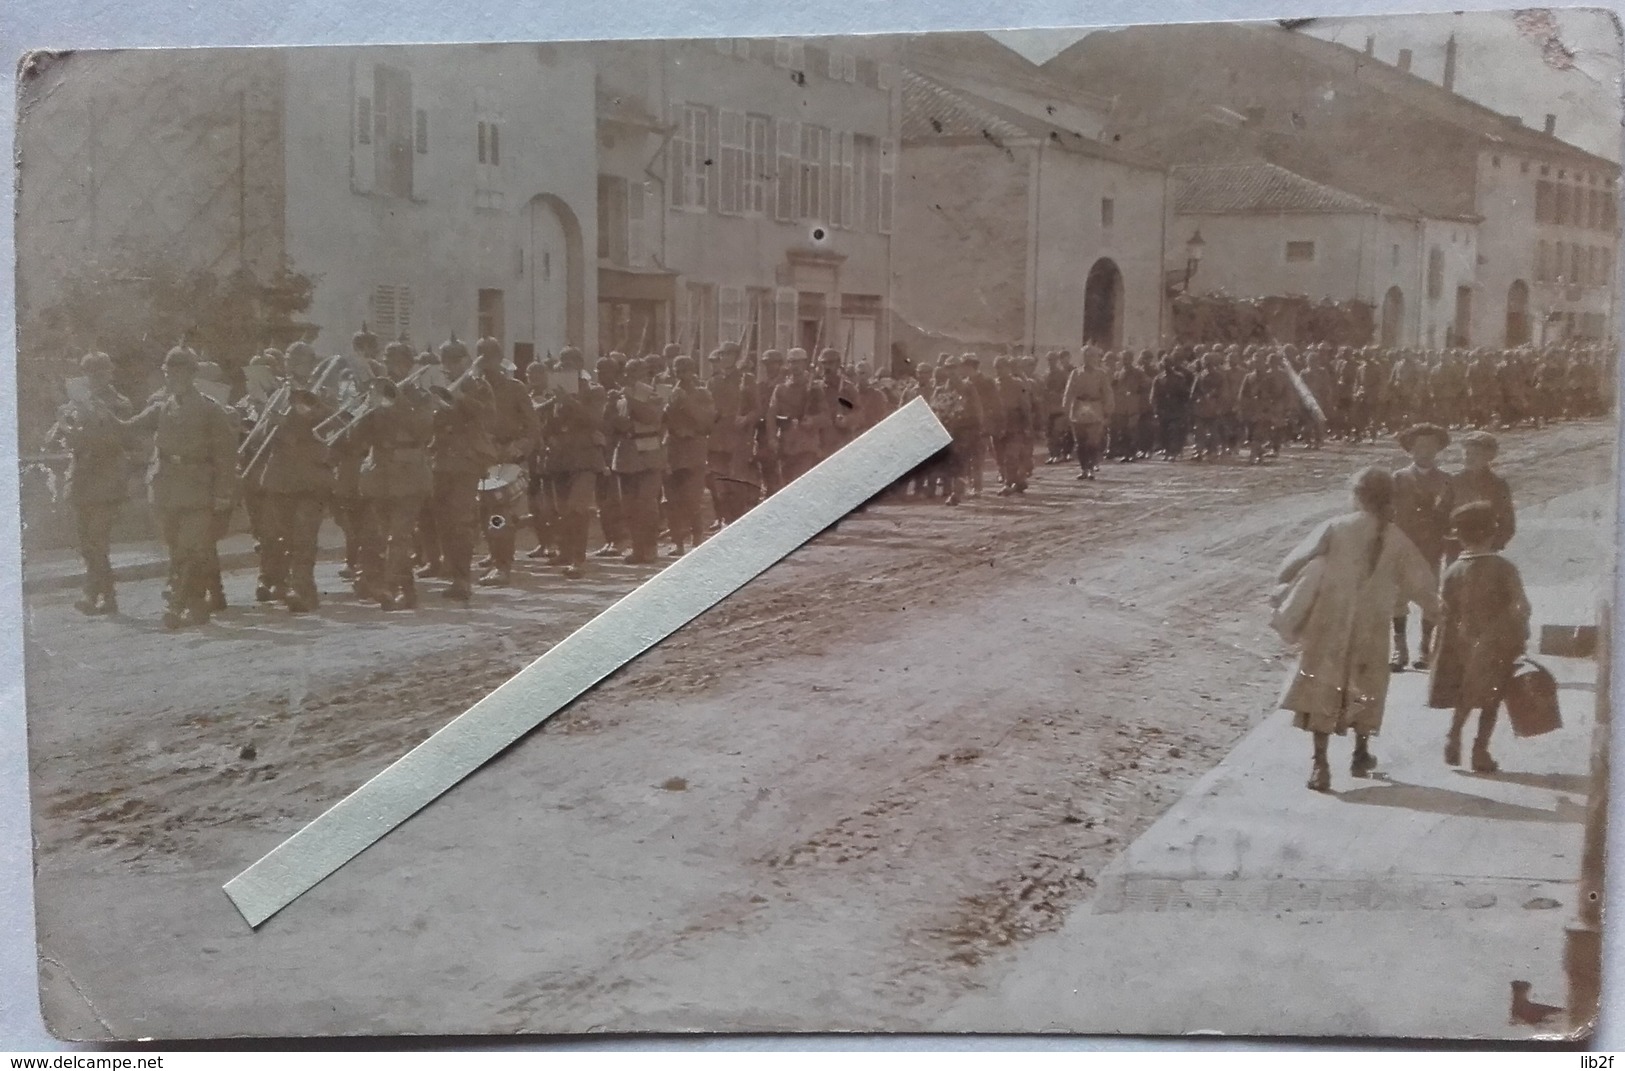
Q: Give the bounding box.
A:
[1428,501,1531,772]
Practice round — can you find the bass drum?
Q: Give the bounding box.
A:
[478,463,530,525]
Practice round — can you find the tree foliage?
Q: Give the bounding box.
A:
[20,251,317,442]
[1172,292,1375,348]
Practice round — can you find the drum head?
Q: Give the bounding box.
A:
[478,463,524,492]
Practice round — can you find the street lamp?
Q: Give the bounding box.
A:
[1166,228,1207,297]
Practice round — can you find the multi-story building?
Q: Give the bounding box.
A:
[17,43,600,370]
[1045,21,1620,348]
[892,35,1169,358]
[1168,161,1481,347]
[590,37,900,368]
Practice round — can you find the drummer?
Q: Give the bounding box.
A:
[473,337,540,587]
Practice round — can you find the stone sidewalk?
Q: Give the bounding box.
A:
[935,485,1612,1040]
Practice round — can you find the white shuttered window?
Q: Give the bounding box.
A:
[775,119,800,222]
[719,110,745,215]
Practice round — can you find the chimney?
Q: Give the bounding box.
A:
[1364,34,1375,55]
[1443,33,1458,92]
[1545,113,1558,135]
[1397,48,1413,72]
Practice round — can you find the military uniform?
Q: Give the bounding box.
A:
[663,376,717,552]
[991,369,1036,492]
[428,374,496,599]
[253,396,334,611]
[338,384,434,608]
[753,359,787,496]
[1062,362,1113,478]
[477,362,541,583]
[124,374,239,627]
[593,369,628,556]
[706,365,760,525]
[536,376,603,574]
[611,377,668,564]
[770,372,822,485]
[49,380,133,613]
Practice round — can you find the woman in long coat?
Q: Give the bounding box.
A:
[1276,466,1442,792]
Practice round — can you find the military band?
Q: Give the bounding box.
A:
[42,331,1615,629]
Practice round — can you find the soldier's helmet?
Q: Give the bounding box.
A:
[80,351,114,374]
[352,327,380,354]
[438,338,471,364]
[164,346,199,371]
[559,346,584,369]
[383,341,414,365]
[475,336,504,362]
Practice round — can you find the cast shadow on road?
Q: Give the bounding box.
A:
[1458,769,1592,795]
[1335,774,1583,824]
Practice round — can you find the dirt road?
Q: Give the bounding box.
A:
[26,421,1615,1038]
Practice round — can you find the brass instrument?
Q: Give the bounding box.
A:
[315,379,401,447]
[428,367,476,411]
[239,382,292,459]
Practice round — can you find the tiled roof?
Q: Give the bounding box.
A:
[1173,161,1387,214]
[900,68,1156,168]
[901,70,1030,142]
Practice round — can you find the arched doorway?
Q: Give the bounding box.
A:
[1380,286,1405,347]
[525,194,585,358]
[1083,258,1124,348]
[1505,280,1531,346]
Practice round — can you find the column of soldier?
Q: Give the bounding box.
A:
[48,329,1613,631]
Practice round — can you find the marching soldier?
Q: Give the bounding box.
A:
[250,346,334,614]
[705,342,759,526]
[523,360,557,561]
[1188,353,1226,461]
[753,349,787,496]
[771,349,822,484]
[962,355,997,492]
[1063,345,1114,480]
[474,337,541,587]
[852,360,893,434]
[814,347,860,460]
[426,338,495,602]
[990,354,1034,494]
[535,347,603,578]
[120,347,239,629]
[337,343,434,609]
[48,352,134,615]
[591,355,629,557]
[1044,350,1074,464]
[663,354,718,556]
[331,329,381,583]
[611,356,667,565]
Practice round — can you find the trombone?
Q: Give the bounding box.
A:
[426,366,476,412]
[314,379,398,447]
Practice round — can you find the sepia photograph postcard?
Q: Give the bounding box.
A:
[12,8,1622,1041]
